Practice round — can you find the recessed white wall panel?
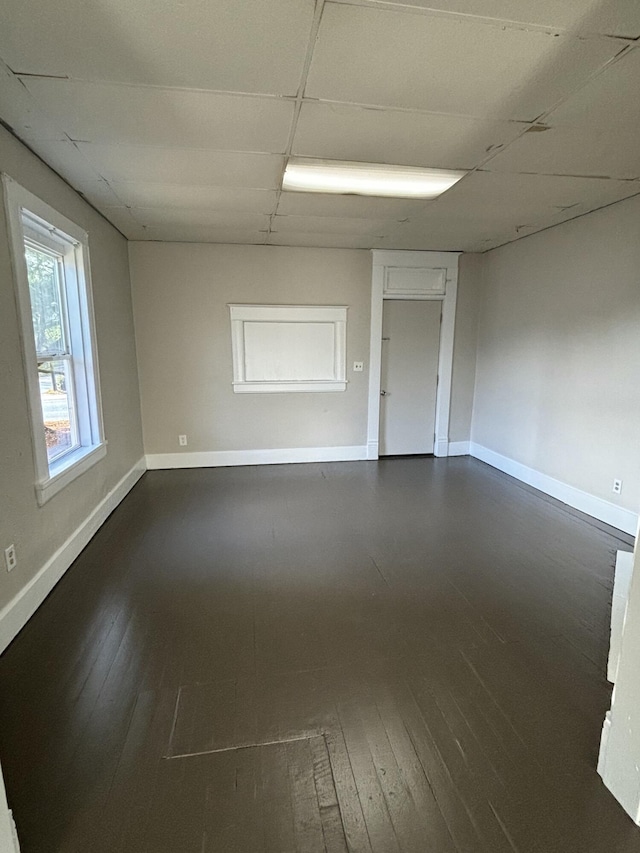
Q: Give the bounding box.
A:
[292,101,526,169]
[1,0,315,94]
[21,79,295,152]
[384,266,446,297]
[244,322,337,382]
[77,145,285,189]
[306,4,622,120]
[230,304,348,393]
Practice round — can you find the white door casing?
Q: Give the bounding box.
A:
[367,250,460,459]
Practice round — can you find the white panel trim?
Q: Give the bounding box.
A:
[383,266,446,298]
[470,443,638,534]
[229,304,348,393]
[368,250,460,460]
[447,441,470,456]
[0,458,146,655]
[232,381,346,393]
[146,446,368,469]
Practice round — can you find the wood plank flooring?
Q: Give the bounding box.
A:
[1,457,639,852]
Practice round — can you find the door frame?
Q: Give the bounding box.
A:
[367,250,460,459]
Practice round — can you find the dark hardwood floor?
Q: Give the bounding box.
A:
[1,457,638,852]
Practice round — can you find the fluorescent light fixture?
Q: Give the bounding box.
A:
[282,158,465,199]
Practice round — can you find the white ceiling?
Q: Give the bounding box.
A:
[0,0,639,252]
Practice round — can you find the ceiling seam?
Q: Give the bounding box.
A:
[267,0,327,243]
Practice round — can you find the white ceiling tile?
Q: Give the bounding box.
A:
[293,101,526,168]
[483,124,640,180]
[541,48,640,131]
[133,227,268,244]
[23,139,103,185]
[0,60,67,141]
[20,79,295,152]
[429,170,640,224]
[350,0,640,37]
[276,191,426,219]
[267,232,383,249]
[99,207,145,237]
[110,183,278,214]
[271,215,400,236]
[127,209,271,230]
[74,179,127,207]
[306,4,623,120]
[76,144,285,189]
[1,0,315,95]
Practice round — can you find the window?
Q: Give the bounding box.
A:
[4,176,105,503]
[229,304,348,393]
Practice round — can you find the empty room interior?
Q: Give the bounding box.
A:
[2,0,640,850]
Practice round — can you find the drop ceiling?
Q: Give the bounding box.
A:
[0,0,639,252]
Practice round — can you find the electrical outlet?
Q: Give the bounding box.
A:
[179,435,188,447]
[4,544,17,573]
[613,478,622,495]
[353,361,364,372]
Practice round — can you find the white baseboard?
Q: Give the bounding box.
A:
[146,445,369,470]
[447,441,470,456]
[0,458,146,655]
[367,440,379,461]
[470,443,638,535]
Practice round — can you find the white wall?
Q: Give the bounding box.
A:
[0,126,144,635]
[472,194,640,519]
[450,252,481,445]
[130,243,372,462]
[130,242,480,466]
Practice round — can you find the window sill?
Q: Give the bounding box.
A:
[36,443,107,505]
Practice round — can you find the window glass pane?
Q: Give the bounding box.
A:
[38,359,79,462]
[25,244,67,357]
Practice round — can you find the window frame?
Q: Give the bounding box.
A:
[3,175,106,504]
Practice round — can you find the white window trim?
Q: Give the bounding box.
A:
[3,175,106,504]
[229,304,348,393]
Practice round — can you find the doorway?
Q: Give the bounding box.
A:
[367,251,460,460]
[379,299,441,455]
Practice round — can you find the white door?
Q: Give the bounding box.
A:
[379,299,441,455]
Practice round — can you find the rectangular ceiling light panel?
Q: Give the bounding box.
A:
[283,158,465,199]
